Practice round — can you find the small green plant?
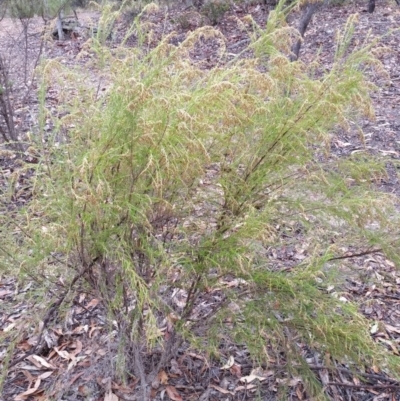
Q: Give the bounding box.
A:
[176,14,192,30]
[119,0,155,24]
[201,0,230,25]
[176,13,192,29]
[327,0,348,7]
[174,11,203,30]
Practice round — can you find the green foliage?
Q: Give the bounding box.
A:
[119,0,156,23]
[8,0,84,18]
[175,13,193,30]
[2,4,400,397]
[200,0,230,25]
[9,0,38,18]
[326,0,350,6]
[174,11,204,30]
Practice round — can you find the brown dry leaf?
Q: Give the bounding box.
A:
[73,325,89,335]
[168,313,179,324]
[171,289,188,308]
[33,396,49,401]
[289,377,301,386]
[21,370,34,383]
[67,355,82,371]
[384,324,400,334]
[0,289,13,297]
[104,391,119,401]
[221,355,234,370]
[101,376,111,387]
[17,338,35,351]
[39,371,53,379]
[370,323,379,334]
[210,384,234,395]
[296,385,304,400]
[79,384,91,396]
[165,385,183,401]
[47,348,57,360]
[52,327,63,336]
[54,347,72,360]
[43,330,58,349]
[186,352,208,364]
[14,378,41,400]
[234,384,257,392]
[158,369,169,385]
[78,359,91,368]
[318,368,329,386]
[86,298,100,309]
[371,365,380,373]
[151,375,161,390]
[170,359,182,375]
[27,355,56,370]
[4,322,16,332]
[240,368,274,383]
[111,381,137,394]
[385,259,395,268]
[16,364,40,371]
[71,339,83,356]
[68,372,85,386]
[377,338,399,355]
[219,278,248,288]
[89,324,100,338]
[230,363,241,378]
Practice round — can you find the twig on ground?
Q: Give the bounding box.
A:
[327,247,383,261]
[309,364,400,385]
[327,382,400,390]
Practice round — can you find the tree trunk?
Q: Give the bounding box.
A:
[290,1,322,61]
[56,9,65,41]
[368,0,375,13]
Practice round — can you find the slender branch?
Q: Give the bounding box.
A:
[132,323,148,399]
[181,273,201,319]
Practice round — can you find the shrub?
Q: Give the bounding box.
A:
[9,0,77,19]
[201,0,230,25]
[174,11,204,30]
[119,0,155,24]
[2,6,399,399]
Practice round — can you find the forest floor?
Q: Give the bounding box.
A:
[1,1,400,400]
